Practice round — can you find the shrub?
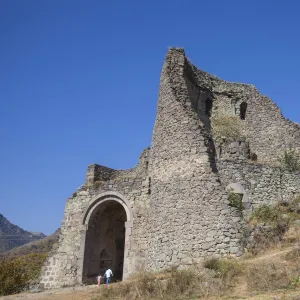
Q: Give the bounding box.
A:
[278,148,300,172]
[228,192,244,214]
[250,223,289,255]
[251,204,281,223]
[211,115,245,141]
[249,204,292,254]
[0,253,48,296]
[203,258,241,287]
[251,204,280,223]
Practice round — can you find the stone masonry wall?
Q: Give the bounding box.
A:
[187,61,300,163]
[40,149,150,289]
[147,49,243,271]
[40,47,300,289]
[217,159,300,209]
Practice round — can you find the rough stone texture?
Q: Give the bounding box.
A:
[40,48,300,289]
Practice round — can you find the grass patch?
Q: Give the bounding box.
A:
[93,267,229,300]
[284,246,300,261]
[248,200,300,255]
[246,262,295,292]
[203,258,242,288]
[211,115,245,141]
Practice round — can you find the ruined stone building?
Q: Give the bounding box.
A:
[40,48,300,289]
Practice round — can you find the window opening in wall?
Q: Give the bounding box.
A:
[205,98,213,117]
[240,102,247,120]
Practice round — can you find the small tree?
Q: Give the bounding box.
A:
[278,149,300,172]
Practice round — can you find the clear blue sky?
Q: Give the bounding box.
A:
[1,0,299,235]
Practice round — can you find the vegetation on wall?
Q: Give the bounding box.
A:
[248,197,300,254]
[211,115,245,141]
[227,192,244,214]
[278,148,300,172]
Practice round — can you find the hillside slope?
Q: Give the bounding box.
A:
[0,213,45,253]
[0,228,60,260]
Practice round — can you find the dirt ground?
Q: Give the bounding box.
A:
[2,247,300,300]
[2,285,300,300]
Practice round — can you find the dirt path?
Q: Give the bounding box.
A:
[242,246,293,264]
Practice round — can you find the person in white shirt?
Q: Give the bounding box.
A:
[104,268,113,285]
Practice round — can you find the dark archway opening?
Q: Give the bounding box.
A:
[205,98,213,117]
[240,102,247,120]
[82,201,126,284]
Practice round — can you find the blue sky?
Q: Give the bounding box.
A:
[1,0,299,235]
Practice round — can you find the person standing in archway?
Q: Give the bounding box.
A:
[104,268,113,286]
[97,274,102,287]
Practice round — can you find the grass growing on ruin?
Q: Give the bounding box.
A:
[278,148,300,172]
[211,115,245,141]
[227,192,244,215]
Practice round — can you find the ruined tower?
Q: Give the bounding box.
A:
[40,48,300,289]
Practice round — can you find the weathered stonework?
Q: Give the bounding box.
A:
[40,48,300,289]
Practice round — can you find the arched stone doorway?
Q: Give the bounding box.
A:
[77,192,133,285]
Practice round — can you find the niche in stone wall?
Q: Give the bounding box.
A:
[240,102,247,120]
[205,98,213,117]
[99,249,112,269]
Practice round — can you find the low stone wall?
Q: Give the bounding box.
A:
[217,159,300,208]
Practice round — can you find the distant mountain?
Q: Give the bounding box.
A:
[0,228,60,260]
[0,213,46,253]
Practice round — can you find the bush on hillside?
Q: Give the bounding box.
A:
[0,253,47,296]
[204,258,241,282]
[0,259,28,296]
[249,199,300,254]
[251,204,280,223]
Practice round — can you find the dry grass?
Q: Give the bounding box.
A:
[203,258,242,288]
[246,262,293,291]
[284,245,300,261]
[211,115,245,141]
[91,265,236,300]
[248,199,300,255]
[284,225,300,244]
